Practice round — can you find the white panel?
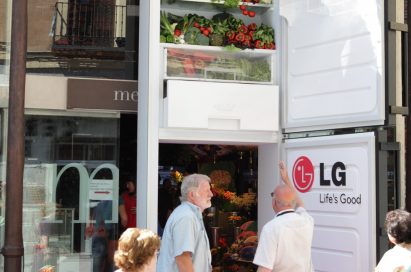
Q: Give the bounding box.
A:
[280,0,384,131]
[164,80,279,131]
[25,75,67,110]
[283,133,376,272]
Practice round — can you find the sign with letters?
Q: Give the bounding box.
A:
[67,78,137,112]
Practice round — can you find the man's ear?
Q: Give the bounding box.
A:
[188,190,195,200]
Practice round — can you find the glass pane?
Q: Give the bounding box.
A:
[23,115,120,272]
[0,0,10,87]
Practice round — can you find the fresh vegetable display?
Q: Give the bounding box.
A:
[211,0,271,17]
[166,48,271,82]
[160,11,276,50]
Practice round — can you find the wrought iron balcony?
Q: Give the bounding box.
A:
[51,1,126,58]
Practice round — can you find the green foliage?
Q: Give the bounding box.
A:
[185,26,210,45]
[185,27,201,44]
[160,11,172,36]
[236,58,271,82]
[196,33,210,45]
[253,24,275,44]
[166,35,175,43]
[212,19,229,35]
[211,0,241,8]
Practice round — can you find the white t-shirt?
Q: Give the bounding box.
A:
[253,207,314,272]
[375,245,411,272]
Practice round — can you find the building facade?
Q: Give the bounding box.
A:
[0,0,408,271]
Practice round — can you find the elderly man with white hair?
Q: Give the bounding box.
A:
[157,174,213,272]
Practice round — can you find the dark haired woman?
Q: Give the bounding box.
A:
[376,209,411,272]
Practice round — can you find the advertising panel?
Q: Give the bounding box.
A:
[283,132,376,272]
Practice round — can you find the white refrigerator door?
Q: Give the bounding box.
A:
[280,0,384,132]
[283,132,376,272]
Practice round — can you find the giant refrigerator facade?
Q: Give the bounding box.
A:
[137,0,406,271]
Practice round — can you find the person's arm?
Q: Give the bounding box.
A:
[175,251,194,272]
[119,204,127,228]
[279,161,304,208]
[257,266,272,272]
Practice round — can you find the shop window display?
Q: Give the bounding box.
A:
[159,144,258,271]
[23,115,121,272]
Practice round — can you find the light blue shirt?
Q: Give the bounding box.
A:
[157,201,212,272]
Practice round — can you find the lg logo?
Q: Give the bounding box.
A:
[292,156,347,193]
[292,156,314,193]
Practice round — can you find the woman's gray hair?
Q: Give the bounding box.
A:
[180,174,211,202]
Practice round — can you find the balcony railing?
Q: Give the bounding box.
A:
[52,1,126,53]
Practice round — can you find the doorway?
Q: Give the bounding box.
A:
[158,143,259,270]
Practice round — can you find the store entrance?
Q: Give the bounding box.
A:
[158,144,259,270]
[119,113,137,183]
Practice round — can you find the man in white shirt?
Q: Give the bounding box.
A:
[253,161,314,272]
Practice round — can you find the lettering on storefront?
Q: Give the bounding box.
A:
[55,163,119,223]
[67,78,138,112]
[114,90,138,102]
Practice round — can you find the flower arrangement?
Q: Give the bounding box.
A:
[231,191,256,210]
[210,170,257,212]
[212,186,238,212]
[171,170,184,183]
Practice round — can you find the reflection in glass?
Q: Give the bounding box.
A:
[23,115,120,272]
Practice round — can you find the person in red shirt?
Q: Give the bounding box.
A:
[119,179,137,229]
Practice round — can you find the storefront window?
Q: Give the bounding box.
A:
[23,115,122,272]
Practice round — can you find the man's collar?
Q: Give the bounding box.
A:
[276,208,295,217]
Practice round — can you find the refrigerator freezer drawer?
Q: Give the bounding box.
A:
[164,80,279,131]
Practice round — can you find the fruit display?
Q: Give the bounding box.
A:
[160,11,275,50]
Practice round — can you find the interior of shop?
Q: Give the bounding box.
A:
[158,143,259,270]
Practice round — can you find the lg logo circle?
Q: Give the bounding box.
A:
[292,156,314,193]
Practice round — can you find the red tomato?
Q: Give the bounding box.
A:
[242,10,249,16]
[248,11,256,17]
[240,5,247,10]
